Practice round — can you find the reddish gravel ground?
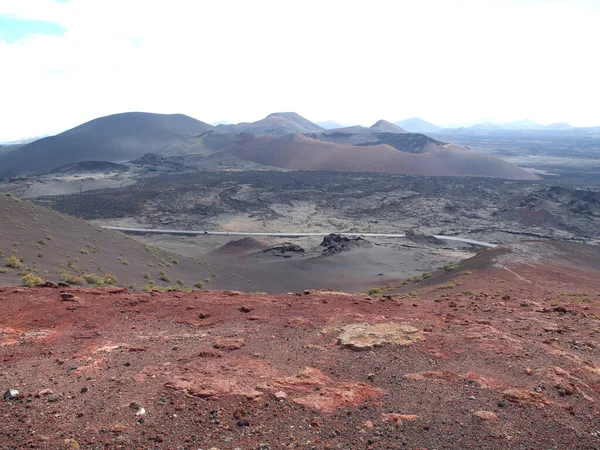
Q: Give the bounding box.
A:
[1,241,600,449]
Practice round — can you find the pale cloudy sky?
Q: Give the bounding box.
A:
[0,0,599,141]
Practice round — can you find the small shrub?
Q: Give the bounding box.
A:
[194,281,204,289]
[176,277,184,286]
[463,289,474,295]
[142,272,150,279]
[158,270,172,282]
[444,263,459,272]
[79,249,89,255]
[102,273,118,285]
[59,271,86,285]
[367,288,382,296]
[5,256,22,269]
[22,273,44,287]
[118,257,129,265]
[83,273,102,285]
[204,277,211,284]
[0,267,11,274]
[37,239,47,246]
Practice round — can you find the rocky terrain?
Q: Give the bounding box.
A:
[2,240,600,449]
[28,171,600,246]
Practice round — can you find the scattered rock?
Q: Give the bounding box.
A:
[3,389,19,400]
[473,410,498,421]
[37,389,53,396]
[198,349,223,358]
[304,290,311,295]
[502,388,550,407]
[213,338,245,350]
[63,438,80,449]
[274,391,287,400]
[198,312,210,319]
[60,292,77,302]
[237,419,250,427]
[320,234,372,256]
[382,413,419,425]
[553,306,568,314]
[337,322,424,351]
[262,243,305,258]
[239,306,253,313]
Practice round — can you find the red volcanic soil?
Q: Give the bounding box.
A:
[2,241,600,449]
[232,134,537,180]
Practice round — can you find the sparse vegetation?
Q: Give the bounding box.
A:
[82,273,102,285]
[367,287,382,296]
[194,281,204,289]
[158,270,172,282]
[5,256,22,269]
[101,274,118,285]
[22,273,44,287]
[444,263,459,272]
[58,271,86,285]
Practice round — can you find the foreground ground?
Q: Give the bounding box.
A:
[2,241,600,449]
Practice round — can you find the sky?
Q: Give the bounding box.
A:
[0,0,599,141]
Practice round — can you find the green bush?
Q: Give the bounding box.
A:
[194,281,204,289]
[83,273,102,285]
[101,273,118,285]
[5,256,22,268]
[367,288,382,296]
[22,273,44,287]
[158,270,172,282]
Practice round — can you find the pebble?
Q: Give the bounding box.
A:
[473,410,499,421]
[37,389,54,396]
[3,389,19,400]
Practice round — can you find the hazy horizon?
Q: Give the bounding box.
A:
[1,0,599,141]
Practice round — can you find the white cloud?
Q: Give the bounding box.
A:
[0,0,599,140]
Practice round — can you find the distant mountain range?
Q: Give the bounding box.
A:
[0,111,540,180]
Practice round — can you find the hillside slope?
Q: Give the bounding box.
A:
[2,239,600,448]
[0,112,217,176]
[0,194,244,290]
[232,134,538,179]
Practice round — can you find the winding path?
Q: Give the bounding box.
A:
[102,226,498,248]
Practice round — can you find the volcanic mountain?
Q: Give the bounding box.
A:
[395,117,442,133]
[232,133,537,179]
[217,112,323,136]
[369,119,406,133]
[0,112,217,176]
